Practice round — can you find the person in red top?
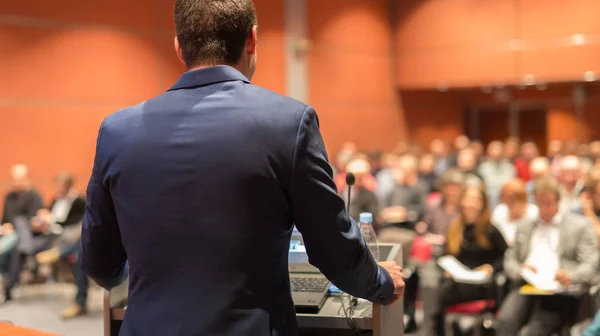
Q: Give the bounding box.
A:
[514,140,539,182]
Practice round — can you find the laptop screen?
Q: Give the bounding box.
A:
[289,227,309,265]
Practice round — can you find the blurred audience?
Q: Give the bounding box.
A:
[430,139,450,177]
[1,164,47,303]
[457,148,484,187]
[340,159,379,225]
[558,155,585,213]
[497,177,598,336]
[379,154,427,224]
[431,186,508,336]
[491,179,538,246]
[418,169,464,239]
[479,141,516,208]
[35,173,87,319]
[513,140,539,182]
[418,153,437,194]
[526,157,550,201]
[504,137,520,163]
[581,177,600,244]
[448,135,470,168]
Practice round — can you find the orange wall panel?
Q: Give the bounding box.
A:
[519,0,600,38]
[0,25,162,102]
[0,0,160,30]
[308,0,406,153]
[520,44,600,81]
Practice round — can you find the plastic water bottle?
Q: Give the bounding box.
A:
[359,212,379,262]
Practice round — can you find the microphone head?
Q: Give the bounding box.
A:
[346,172,356,186]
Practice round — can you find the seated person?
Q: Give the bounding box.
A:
[431,186,508,336]
[496,177,598,336]
[34,173,87,319]
[418,153,438,194]
[340,159,378,224]
[580,175,600,245]
[457,148,485,188]
[379,154,427,226]
[526,156,550,202]
[416,169,464,243]
[558,155,585,213]
[491,179,539,246]
[1,164,46,303]
[479,141,516,209]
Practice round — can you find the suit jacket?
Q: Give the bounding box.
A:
[80,66,394,336]
[504,212,598,285]
[49,196,86,227]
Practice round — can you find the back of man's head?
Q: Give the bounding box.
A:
[174,0,257,68]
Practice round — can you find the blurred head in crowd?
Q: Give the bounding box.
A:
[564,141,579,155]
[345,158,371,188]
[430,139,449,157]
[447,186,491,255]
[578,143,590,158]
[501,179,528,220]
[409,143,424,158]
[486,141,504,161]
[174,0,258,79]
[520,141,539,161]
[54,172,75,199]
[11,164,31,192]
[504,137,520,161]
[590,140,600,159]
[533,177,561,222]
[559,155,582,188]
[398,154,418,181]
[366,149,382,174]
[394,141,409,155]
[437,169,465,206]
[419,153,436,175]
[335,142,357,172]
[529,157,550,179]
[457,148,477,172]
[470,140,484,160]
[548,139,564,158]
[381,153,398,170]
[454,135,470,152]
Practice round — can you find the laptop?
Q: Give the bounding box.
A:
[288,227,330,313]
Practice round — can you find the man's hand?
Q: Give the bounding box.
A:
[380,206,407,223]
[378,261,405,305]
[555,270,572,287]
[474,264,494,276]
[522,265,537,273]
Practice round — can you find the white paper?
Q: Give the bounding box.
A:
[520,269,561,291]
[437,255,492,284]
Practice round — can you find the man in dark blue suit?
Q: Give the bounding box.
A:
[80,1,404,335]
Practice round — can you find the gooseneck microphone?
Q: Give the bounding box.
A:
[345,172,355,214]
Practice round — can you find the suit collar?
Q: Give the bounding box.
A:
[168,65,250,91]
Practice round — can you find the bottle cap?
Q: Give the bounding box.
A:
[359,212,373,223]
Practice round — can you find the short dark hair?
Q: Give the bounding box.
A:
[174,0,257,67]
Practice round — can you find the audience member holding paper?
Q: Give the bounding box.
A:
[431,186,508,336]
[496,177,599,336]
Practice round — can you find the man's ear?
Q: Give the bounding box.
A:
[174,36,186,66]
[247,25,258,55]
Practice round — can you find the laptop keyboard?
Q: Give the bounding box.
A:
[290,277,330,293]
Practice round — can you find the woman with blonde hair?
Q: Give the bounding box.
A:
[432,186,508,336]
[491,179,538,246]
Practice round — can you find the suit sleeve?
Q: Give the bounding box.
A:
[289,107,395,305]
[570,218,599,285]
[79,121,128,290]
